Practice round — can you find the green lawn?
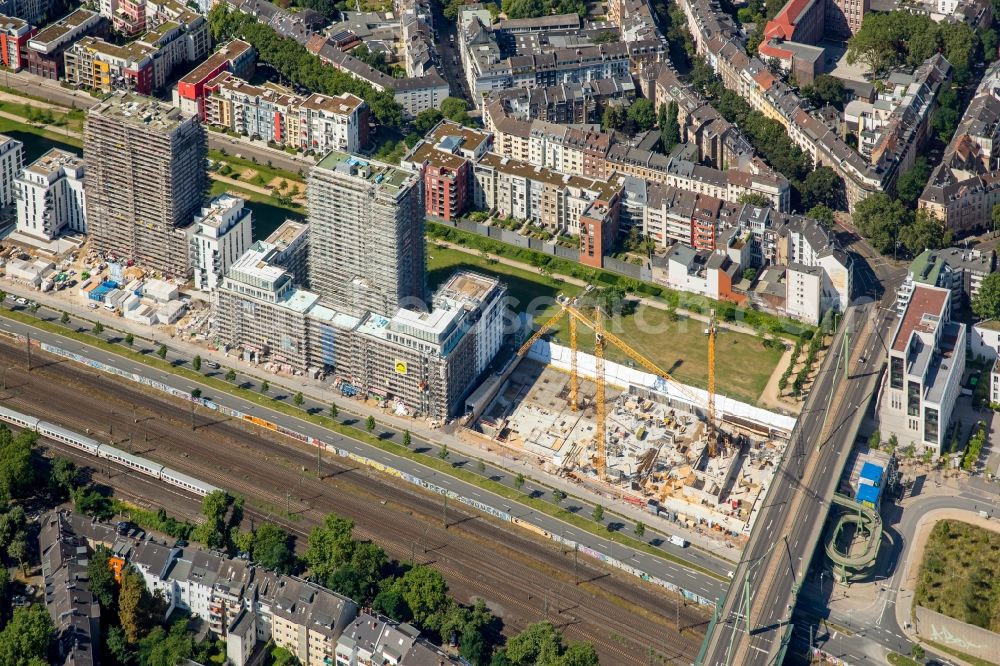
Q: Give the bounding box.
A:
[0,116,81,161]
[209,180,305,241]
[915,520,1000,631]
[427,245,782,404]
[208,149,306,184]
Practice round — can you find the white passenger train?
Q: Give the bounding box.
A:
[0,404,218,497]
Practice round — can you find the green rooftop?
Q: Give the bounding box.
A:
[908,249,943,286]
[314,150,416,196]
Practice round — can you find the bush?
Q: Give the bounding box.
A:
[962,421,987,471]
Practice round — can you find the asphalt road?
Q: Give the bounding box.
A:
[701,300,895,665]
[790,488,1000,665]
[0,305,732,601]
[0,69,314,175]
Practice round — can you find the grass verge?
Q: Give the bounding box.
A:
[0,307,727,583]
[924,641,999,666]
[428,221,815,341]
[886,654,921,666]
[208,148,306,183]
[110,499,197,539]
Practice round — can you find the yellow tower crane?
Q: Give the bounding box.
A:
[594,308,606,480]
[569,314,578,411]
[514,300,717,481]
[707,308,718,457]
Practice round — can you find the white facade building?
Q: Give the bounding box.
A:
[299,92,366,155]
[784,264,824,325]
[15,148,86,240]
[189,194,253,291]
[992,358,1000,405]
[879,284,966,457]
[970,320,1000,362]
[0,134,23,207]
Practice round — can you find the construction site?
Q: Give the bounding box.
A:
[472,299,797,544]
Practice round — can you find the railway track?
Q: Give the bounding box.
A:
[4,340,706,663]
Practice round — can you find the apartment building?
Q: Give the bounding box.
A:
[459,8,630,106]
[775,215,851,314]
[0,133,22,208]
[215,240,314,368]
[205,73,301,145]
[895,247,996,314]
[993,357,1000,405]
[15,148,85,241]
[84,93,207,276]
[401,120,493,221]
[307,152,425,317]
[24,7,103,79]
[174,39,256,119]
[0,0,51,25]
[473,152,623,237]
[879,284,966,457]
[336,613,420,666]
[920,60,1000,235]
[662,244,743,302]
[39,516,103,666]
[204,73,369,154]
[215,240,508,418]
[188,194,252,292]
[40,511,458,666]
[65,13,209,95]
[266,219,309,285]
[0,13,34,69]
[484,97,790,210]
[298,92,368,155]
[64,35,156,93]
[486,76,636,125]
[305,34,448,118]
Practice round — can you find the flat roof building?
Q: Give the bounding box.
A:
[15,147,85,241]
[307,151,425,317]
[84,92,207,277]
[879,283,966,457]
[189,193,252,291]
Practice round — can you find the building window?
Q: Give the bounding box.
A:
[907,380,921,417]
[924,407,938,443]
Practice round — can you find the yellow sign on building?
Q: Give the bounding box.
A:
[394,360,408,375]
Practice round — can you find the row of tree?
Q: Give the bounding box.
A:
[500,0,585,19]
[206,5,403,127]
[687,58,842,211]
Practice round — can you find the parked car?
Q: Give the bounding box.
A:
[207,361,220,369]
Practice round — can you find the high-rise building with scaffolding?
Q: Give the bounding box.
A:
[84,92,207,277]
[307,151,426,317]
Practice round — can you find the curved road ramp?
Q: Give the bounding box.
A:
[824,494,882,582]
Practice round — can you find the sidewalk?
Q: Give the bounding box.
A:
[435,237,801,412]
[2,279,743,563]
[432,238,763,337]
[893,507,1000,666]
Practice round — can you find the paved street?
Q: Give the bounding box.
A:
[793,487,1000,664]
[0,300,734,601]
[701,294,897,664]
[0,69,315,175]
